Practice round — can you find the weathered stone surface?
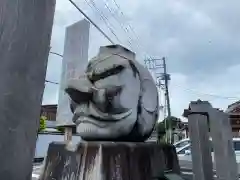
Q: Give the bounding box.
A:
[56,19,90,127]
[65,44,159,142]
[0,0,55,179]
[183,100,214,180]
[40,142,180,180]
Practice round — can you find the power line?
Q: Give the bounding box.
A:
[47,51,62,85]
[175,86,239,100]
[111,0,141,42]
[102,0,135,50]
[107,0,149,56]
[83,0,122,44]
[84,0,146,55]
[144,57,240,101]
[69,0,152,60]
[45,80,59,85]
[68,0,114,44]
[48,50,239,100]
[49,51,63,57]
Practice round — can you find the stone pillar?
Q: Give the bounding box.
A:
[183,100,214,180]
[40,142,181,180]
[56,19,90,127]
[209,109,238,180]
[0,0,55,179]
[56,19,90,143]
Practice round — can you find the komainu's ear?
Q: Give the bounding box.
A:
[141,79,159,113]
[129,59,159,137]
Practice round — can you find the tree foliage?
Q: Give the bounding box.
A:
[156,116,184,143]
[38,116,47,132]
[56,126,65,133]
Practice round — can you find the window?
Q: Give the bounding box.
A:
[233,141,240,151]
[178,146,190,154]
[175,140,190,149]
[177,141,213,155]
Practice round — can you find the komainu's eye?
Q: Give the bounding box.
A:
[66,88,92,104]
[90,65,125,82]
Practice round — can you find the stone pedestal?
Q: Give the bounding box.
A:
[40,142,180,180]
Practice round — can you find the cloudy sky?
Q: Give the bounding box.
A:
[43,0,240,121]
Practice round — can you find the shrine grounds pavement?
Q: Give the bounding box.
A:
[32,163,42,180]
[31,161,199,180]
[32,160,234,180]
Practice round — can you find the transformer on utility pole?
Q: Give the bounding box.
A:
[144,57,172,143]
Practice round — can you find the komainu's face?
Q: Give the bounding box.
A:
[65,45,159,142]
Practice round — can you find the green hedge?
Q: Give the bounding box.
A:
[38,116,47,132]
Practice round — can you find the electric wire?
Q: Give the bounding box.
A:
[45,80,59,85]
[102,0,134,50]
[68,0,114,44]
[174,85,240,100]
[83,0,122,44]
[46,51,63,85]
[49,51,63,57]
[107,0,151,58]
[58,2,239,101]
[70,0,152,59]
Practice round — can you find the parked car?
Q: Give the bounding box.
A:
[34,132,81,160]
[32,132,82,179]
[176,138,240,162]
[173,138,190,152]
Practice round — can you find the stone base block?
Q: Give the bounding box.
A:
[40,141,180,180]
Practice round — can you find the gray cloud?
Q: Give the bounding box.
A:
[43,0,240,119]
[126,0,240,75]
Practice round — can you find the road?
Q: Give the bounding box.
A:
[30,161,208,180]
[31,161,197,180]
[31,160,231,180]
[32,163,42,180]
[179,159,240,180]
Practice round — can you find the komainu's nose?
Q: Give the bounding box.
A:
[91,86,122,112]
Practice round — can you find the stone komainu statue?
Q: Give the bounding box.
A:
[39,45,182,180]
[65,44,159,142]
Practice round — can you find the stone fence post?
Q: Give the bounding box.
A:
[184,100,238,180]
[183,100,214,180]
[209,108,238,180]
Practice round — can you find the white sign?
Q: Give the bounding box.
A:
[56,19,90,126]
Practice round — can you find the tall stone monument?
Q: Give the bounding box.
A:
[40,45,182,180]
[56,19,90,127]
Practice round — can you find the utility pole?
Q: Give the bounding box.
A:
[162,57,172,143]
[144,57,172,143]
[0,1,56,180]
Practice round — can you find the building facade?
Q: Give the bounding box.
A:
[182,100,240,138]
[225,100,240,137]
[41,104,57,121]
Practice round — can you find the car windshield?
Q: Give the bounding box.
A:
[178,145,191,154]
[34,132,81,162]
[175,140,190,149]
[177,140,214,154]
